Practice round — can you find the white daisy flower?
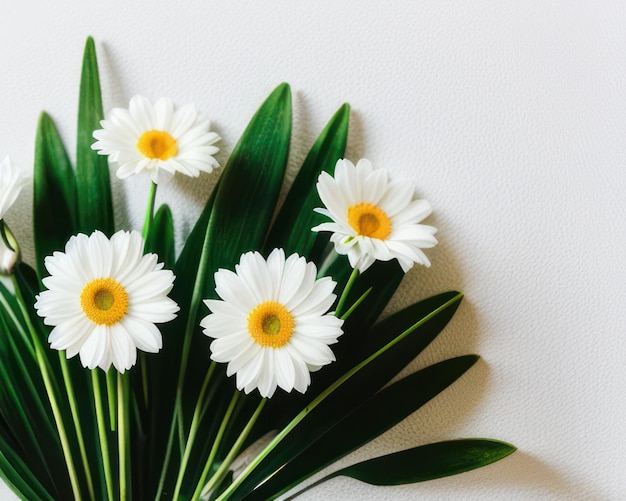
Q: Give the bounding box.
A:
[201,249,344,398]
[0,156,27,220]
[92,95,220,184]
[312,158,438,273]
[34,230,179,373]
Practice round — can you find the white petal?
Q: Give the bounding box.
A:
[109,323,137,373]
[120,316,163,353]
[79,325,110,370]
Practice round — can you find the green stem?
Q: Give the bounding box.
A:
[340,287,372,320]
[92,371,115,501]
[334,267,359,317]
[58,355,95,499]
[216,293,462,500]
[106,369,117,431]
[118,372,130,501]
[197,398,266,500]
[191,391,241,501]
[171,364,216,500]
[11,275,82,500]
[142,181,158,240]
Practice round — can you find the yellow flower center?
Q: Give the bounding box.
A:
[136,130,178,160]
[80,277,129,326]
[347,202,392,240]
[247,301,295,348]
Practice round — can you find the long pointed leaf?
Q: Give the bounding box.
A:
[331,439,516,485]
[76,36,113,235]
[206,82,292,275]
[264,103,349,259]
[33,113,78,278]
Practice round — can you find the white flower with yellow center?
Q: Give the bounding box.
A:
[312,158,438,273]
[34,230,179,373]
[92,95,220,183]
[0,156,27,220]
[201,249,344,398]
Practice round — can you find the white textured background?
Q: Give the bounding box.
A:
[1,1,625,499]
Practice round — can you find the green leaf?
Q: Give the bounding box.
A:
[33,113,78,278]
[206,82,292,277]
[246,355,479,500]
[0,433,54,501]
[144,204,175,267]
[76,36,113,235]
[264,103,349,259]
[332,439,516,485]
[174,180,219,300]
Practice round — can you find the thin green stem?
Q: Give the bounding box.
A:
[155,413,179,500]
[92,371,115,501]
[58,355,95,499]
[171,364,216,500]
[11,275,82,500]
[142,181,158,240]
[106,368,117,431]
[197,398,266,500]
[334,267,359,317]
[191,391,241,501]
[118,372,130,501]
[340,287,372,320]
[216,293,463,500]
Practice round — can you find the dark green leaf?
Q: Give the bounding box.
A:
[333,439,516,485]
[246,355,479,500]
[264,103,349,259]
[0,433,54,501]
[76,37,113,235]
[33,113,77,278]
[206,82,292,278]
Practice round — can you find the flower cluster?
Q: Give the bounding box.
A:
[4,96,437,396]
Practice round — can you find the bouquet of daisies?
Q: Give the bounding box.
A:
[0,38,514,500]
